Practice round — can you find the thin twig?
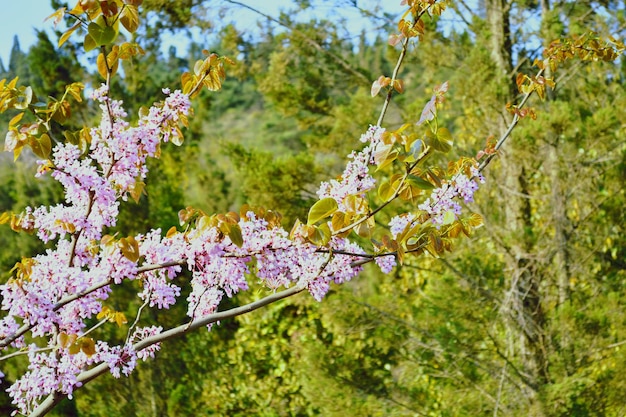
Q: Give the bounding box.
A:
[224,0,370,85]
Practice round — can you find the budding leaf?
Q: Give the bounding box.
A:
[114,312,128,327]
[45,7,66,26]
[307,198,338,226]
[417,96,436,125]
[8,112,24,127]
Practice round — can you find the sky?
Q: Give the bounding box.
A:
[0,1,407,69]
[0,0,56,67]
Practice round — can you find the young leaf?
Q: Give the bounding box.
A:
[378,181,396,201]
[29,134,52,159]
[227,223,244,247]
[307,198,339,225]
[84,34,97,52]
[308,223,331,246]
[59,21,81,47]
[119,236,140,262]
[120,4,140,33]
[80,337,96,356]
[8,112,24,127]
[45,8,66,26]
[417,95,436,125]
[356,221,372,238]
[442,210,456,225]
[331,211,348,232]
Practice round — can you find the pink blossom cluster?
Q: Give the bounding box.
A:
[1,87,194,414]
[317,125,385,212]
[0,77,484,414]
[7,346,85,415]
[374,255,397,274]
[389,213,417,239]
[1,89,373,415]
[418,167,484,227]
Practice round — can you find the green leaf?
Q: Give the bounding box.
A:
[87,22,117,47]
[307,198,338,225]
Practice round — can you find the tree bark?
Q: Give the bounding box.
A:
[485,0,550,414]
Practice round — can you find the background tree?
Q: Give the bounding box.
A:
[0,1,624,416]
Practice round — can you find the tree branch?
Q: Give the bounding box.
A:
[29,285,305,417]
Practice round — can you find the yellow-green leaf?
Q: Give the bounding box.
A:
[442,210,456,225]
[58,332,77,349]
[227,223,244,247]
[307,198,338,226]
[468,212,483,227]
[59,21,81,47]
[80,337,96,356]
[378,181,395,201]
[14,86,33,110]
[130,180,145,203]
[119,236,140,262]
[8,113,23,127]
[120,4,140,33]
[29,134,52,159]
[68,343,80,355]
[331,211,349,232]
[84,34,97,52]
[0,212,11,224]
[308,223,331,246]
[66,82,84,102]
[356,221,371,238]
